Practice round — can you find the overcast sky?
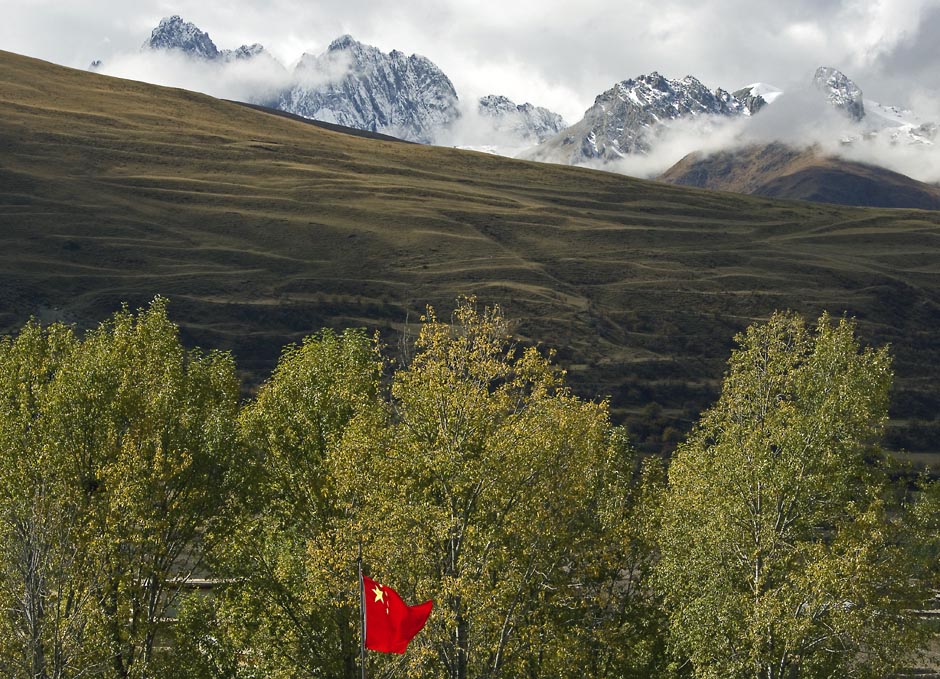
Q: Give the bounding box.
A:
[4,0,940,123]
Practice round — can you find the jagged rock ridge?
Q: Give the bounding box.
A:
[127,16,581,148]
[225,43,266,61]
[143,15,272,64]
[279,35,459,144]
[130,18,936,163]
[477,95,567,144]
[143,15,221,59]
[732,87,768,116]
[520,72,757,165]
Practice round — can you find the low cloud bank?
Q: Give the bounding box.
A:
[591,86,940,184]
[98,50,293,106]
[741,88,940,184]
[598,115,750,178]
[435,98,562,156]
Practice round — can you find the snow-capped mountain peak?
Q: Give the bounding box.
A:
[477,95,567,144]
[222,43,266,61]
[740,82,784,104]
[144,16,273,65]
[813,66,865,121]
[611,72,750,119]
[520,71,755,165]
[143,15,220,60]
[279,35,460,144]
[862,99,936,145]
[328,34,360,51]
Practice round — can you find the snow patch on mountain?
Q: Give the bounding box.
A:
[861,100,936,146]
[741,83,784,104]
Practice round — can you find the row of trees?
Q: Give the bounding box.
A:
[0,297,937,678]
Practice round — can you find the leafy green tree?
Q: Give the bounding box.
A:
[332,298,656,679]
[157,594,241,679]
[656,312,930,678]
[574,445,670,678]
[0,321,104,679]
[211,328,382,678]
[907,476,940,615]
[0,299,239,678]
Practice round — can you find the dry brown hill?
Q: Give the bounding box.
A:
[659,142,940,210]
[2,51,940,458]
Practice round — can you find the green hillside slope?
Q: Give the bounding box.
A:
[2,50,939,457]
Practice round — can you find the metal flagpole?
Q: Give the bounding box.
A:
[358,542,367,679]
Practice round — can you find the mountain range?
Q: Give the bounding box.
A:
[136,15,567,147]
[125,14,940,207]
[518,72,762,166]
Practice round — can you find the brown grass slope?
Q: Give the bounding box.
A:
[659,142,940,210]
[2,51,940,457]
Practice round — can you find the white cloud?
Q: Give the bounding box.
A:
[838,134,940,184]
[97,50,292,104]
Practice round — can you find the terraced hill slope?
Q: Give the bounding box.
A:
[2,50,939,457]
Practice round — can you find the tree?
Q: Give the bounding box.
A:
[0,299,240,678]
[331,298,653,679]
[210,328,382,678]
[0,321,103,679]
[656,312,929,678]
[58,299,240,678]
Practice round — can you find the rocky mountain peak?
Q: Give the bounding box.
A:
[607,72,748,119]
[478,95,567,144]
[280,35,459,144]
[813,66,865,121]
[328,34,361,52]
[223,43,266,61]
[144,15,220,60]
[732,86,768,115]
[520,71,753,166]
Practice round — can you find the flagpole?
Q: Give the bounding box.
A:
[358,541,367,679]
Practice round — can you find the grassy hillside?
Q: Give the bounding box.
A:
[2,50,940,458]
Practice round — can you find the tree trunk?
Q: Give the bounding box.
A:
[339,606,358,679]
[23,517,49,679]
[455,599,468,679]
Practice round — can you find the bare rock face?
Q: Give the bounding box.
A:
[732,87,768,116]
[280,35,460,144]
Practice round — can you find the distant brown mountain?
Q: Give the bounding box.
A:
[659,142,940,210]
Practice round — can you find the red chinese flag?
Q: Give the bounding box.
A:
[363,575,433,654]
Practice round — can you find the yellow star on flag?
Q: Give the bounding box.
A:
[372,584,385,604]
